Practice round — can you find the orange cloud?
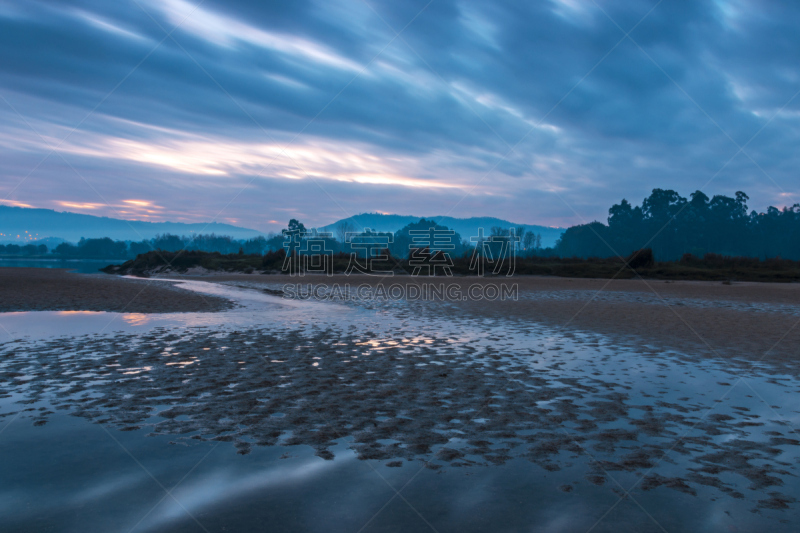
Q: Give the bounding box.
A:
[0,199,33,208]
[122,199,155,207]
[58,201,102,210]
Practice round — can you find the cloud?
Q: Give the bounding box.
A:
[0,0,799,231]
[21,117,469,189]
[154,0,364,72]
[0,199,33,208]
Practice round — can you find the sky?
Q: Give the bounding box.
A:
[1,0,799,233]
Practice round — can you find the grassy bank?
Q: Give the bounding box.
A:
[102,249,800,283]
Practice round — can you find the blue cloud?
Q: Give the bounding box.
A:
[1,0,799,232]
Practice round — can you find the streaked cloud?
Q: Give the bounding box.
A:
[155,0,364,71]
[48,127,466,189]
[0,0,798,231]
[58,202,103,210]
[0,199,33,208]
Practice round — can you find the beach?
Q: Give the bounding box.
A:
[2,268,800,530]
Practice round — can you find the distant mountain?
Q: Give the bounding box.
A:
[319,213,565,248]
[0,206,565,249]
[0,206,263,244]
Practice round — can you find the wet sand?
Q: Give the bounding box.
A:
[3,295,799,517]
[449,276,800,364]
[0,268,231,313]
[4,267,800,363]
[180,273,800,364]
[3,270,800,523]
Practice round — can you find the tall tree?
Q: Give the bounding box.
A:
[335,221,355,243]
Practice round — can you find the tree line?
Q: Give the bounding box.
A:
[286,218,545,259]
[0,220,545,261]
[4,188,793,262]
[0,235,272,259]
[0,243,48,256]
[554,189,800,260]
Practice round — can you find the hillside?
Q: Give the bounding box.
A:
[0,206,263,243]
[319,213,565,248]
[0,206,565,248]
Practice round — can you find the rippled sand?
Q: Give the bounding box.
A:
[204,273,800,365]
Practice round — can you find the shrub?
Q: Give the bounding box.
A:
[626,248,655,269]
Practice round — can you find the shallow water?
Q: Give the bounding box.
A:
[1,278,799,532]
[0,278,353,338]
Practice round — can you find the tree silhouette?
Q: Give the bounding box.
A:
[557,188,800,260]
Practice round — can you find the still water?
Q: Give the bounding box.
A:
[0,279,798,532]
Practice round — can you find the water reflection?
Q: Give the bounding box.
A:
[123,313,150,326]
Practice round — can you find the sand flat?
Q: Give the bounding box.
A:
[0,267,231,313]
[177,273,800,363]
[4,267,800,362]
